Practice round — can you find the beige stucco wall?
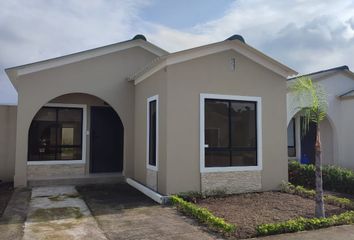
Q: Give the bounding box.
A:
[13,46,158,186]
[0,105,17,182]
[134,69,167,194]
[163,49,288,194]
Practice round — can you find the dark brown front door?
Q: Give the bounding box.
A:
[90,107,123,173]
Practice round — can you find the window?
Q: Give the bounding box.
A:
[147,95,158,170]
[287,118,296,157]
[28,106,84,162]
[200,94,262,172]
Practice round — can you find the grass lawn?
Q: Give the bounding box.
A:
[195,191,346,239]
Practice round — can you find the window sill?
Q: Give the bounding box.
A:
[147,165,158,171]
[27,160,85,165]
[200,165,262,173]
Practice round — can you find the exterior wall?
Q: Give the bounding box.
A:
[320,117,334,165]
[164,49,288,194]
[134,69,167,194]
[13,46,158,186]
[287,72,354,169]
[0,105,17,182]
[339,98,354,169]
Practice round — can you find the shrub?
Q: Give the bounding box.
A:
[169,195,236,234]
[289,160,354,194]
[177,189,228,203]
[281,182,354,210]
[256,211,354,236]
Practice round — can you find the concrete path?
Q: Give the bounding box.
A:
[254,225,354,240]
[77,183,218,240]
[0,187,31,240]
[23,186,107,240]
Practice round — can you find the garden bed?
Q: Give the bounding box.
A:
[195,191,346,239]
[0,182,14,217]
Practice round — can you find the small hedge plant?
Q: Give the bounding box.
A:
[169,195,236,234]
[289,160,354,194]
[256,211,354,236]
[281,182,354,210]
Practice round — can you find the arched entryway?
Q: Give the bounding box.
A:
[27,93,124,179]
[287,113,334,165]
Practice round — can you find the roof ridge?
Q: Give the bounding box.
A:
[288,65,349,80]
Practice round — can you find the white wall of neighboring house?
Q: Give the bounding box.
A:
[287,71,354,169]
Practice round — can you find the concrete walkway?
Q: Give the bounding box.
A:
[23,186,107,240]
[0,187,31,240]
[77,183,217,240]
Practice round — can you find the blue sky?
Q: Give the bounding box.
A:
[1,0,354,104]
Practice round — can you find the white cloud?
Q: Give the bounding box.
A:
[148,0,354,73]
[1,0,354,104]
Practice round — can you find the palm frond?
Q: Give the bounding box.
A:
[290,77,328,134]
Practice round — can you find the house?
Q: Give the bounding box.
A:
[1,34,297,195]
[287,66,354,169]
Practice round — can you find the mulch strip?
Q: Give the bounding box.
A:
[196,191,347,239]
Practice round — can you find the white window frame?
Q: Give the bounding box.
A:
[27,103,87,165]
[200,93,262,173]
[146,95,159,171]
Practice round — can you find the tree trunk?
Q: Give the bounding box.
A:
[315,124,325,218]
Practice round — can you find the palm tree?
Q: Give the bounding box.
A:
[290,77,328,218]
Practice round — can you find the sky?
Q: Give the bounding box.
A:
[1,0,354,104]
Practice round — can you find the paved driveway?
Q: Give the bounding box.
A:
[77,183,217,240]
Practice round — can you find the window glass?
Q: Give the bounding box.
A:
[231,151,257,166]
[149,100,157,166]
[205,150,230,167]
[231,101,256,148]
[28,107,83,161]
[205,100,229,147]
[204,99,257,168]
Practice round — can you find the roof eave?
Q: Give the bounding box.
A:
[5,39,168,79]
[132,40,298,85]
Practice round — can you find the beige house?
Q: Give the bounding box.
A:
[1,34,296,195]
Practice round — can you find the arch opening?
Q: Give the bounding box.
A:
[27,93,124,179]
[287,111,334,165]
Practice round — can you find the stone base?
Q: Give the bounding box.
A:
[201,171,262,194]
[27,164,85,179]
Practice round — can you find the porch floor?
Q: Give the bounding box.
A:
[28,173,125,187]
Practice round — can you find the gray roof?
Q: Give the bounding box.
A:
[288,65,349,81]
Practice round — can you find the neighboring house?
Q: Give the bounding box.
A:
[1,34,297,195]
[287,66,354,169]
